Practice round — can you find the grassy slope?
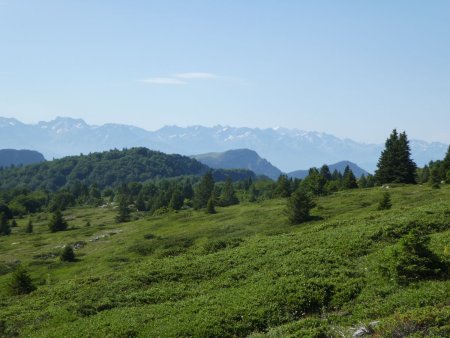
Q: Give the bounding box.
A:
[0,185,449,337]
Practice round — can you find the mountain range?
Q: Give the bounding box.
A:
[1,117,447,172]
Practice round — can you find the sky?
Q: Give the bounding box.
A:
[1,0,449,144]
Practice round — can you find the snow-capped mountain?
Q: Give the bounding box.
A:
[0,117,447,172]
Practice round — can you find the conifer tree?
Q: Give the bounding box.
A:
[25,219,33,233]
[358,174,367,188]
[275,174,292,197]
[169,188,184,210]
[193,171,215,209]
[0,212,11,236]
[377,191,392,210]
[60,246,75,262]
[115,195,131,223]
[8,265,36,295]
[342,166,358,189]
[286,188,316,225]
[48,210,68,232]
[206,197,216,214]
[220,177,239,206]
[429,167,441,189]
[375,129,417,184]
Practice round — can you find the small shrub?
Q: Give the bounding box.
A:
[25,219,33,233]
[60,246,76,262]
[377,191,392,210]
[8,265,36,295]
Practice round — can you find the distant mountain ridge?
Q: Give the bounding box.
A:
[288,161,369,179]
[192,149,282,179]
[0,149,46,167]
[0,117,447,172]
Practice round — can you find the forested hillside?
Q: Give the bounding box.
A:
[0,147,254,191]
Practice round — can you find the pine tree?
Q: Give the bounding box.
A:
[342,166,358,189]
[375,129,417,184]
[420,165,430,184]
[286,189,316,225]
[206,197,216,214]
[429,167,441,189]
[169,188,184,210]
[48,210,68,232]
[25,219,33,233]
[319,164,332,181]
[220,177,239,206]
[0,212,11,236]
[115,195,130,223]
[8,265,36,295]
[275,174,292,197]
[358,174,367,188]
[60,246,75,262]
[377,191,392,210]
[193,171,215,209]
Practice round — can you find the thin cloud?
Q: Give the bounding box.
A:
[139,77,186,85]
[139,72,218,86]
[175,72,218,79]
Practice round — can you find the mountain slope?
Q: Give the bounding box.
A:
[0,117,447,172]
[288,160,370,179]
[1,185,449,336]
[0,149,45,167]
[192,149,282,179]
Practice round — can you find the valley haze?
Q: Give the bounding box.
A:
[0,116,447,173]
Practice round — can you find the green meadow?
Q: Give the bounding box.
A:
[1,184,449,337]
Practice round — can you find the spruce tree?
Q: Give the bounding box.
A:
[193,171,215,209]
[358,174,367,188]
[375,129,417,184]
[115,195,131,223]
[8,265,36,295]
[286,188,316,225]
[429,167,441,189]
[169,188,184,210]
[220,177,239,206]
[206,197,216,214]
[342,166,358,189]
[0,212,11,236]
[60,246,75,262]
[377,191,392,210]
[25,219,33,233]
[275,174,292,197]
[48,210,68,232]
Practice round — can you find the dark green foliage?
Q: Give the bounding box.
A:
[342,165,358,189]
[25,219,33,233]
[206,197,216,214]
[429,167,441,189]
[116,196,131,223]
[48,191,76,211]
[0,147,209,191]
[286,189,316,224]
[219,177,239,207]
[48,210,68,232]
[375,129,417,184]
[193,171,215,209]
[386,230,446,285]
[358,174,367,188]
[60,246,76,262]
[377,191,392,210]
[8,265,35,295]
[0,212,11,235]
[168,189,184,210]
[275,174,292,197]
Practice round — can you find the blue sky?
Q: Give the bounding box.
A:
[1,0,449,143]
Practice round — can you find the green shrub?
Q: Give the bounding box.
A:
[60,246,76,262]
[8,265,36,295]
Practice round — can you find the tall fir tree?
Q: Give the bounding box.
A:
[220,177,239,206]
[193,171,215,209]
[286,188,316,225]
[115,195,131,223]
[48,210,68,232]
[342,166,358,189]
[0,212,11,236]
[375,129,417,184]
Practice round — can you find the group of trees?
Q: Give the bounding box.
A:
[418,145,450,188]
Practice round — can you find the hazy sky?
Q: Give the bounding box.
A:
[1,1,449,143]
